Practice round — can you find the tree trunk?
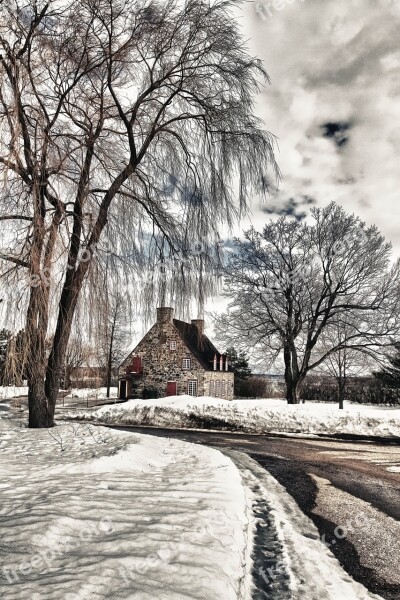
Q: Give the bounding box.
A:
[284,345,302,404]
[286,379,301,404]
[64,366,72,390]
[45,285,80,415]
[106,319,116,399]
[28,378,53,428]
[29,162,132,427]
[338,378,346,410]
[26,196,61,427]
[26,272,52,428]
[27,320,53,427]
[285,369,302,404]
[106,346,112,399]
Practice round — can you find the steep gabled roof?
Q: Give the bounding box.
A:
[173,318,226,372]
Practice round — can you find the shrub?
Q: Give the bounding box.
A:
[142,386,160,399]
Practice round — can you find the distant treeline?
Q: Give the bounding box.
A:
[301,376,400,406]
[235,374,400,405]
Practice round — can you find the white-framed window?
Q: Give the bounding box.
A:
[215,381,221,397]
[221,381,226,397]
[209,381,215,396]
[182,358,191,370]
[187,380,198,396]
[170,341,177,350]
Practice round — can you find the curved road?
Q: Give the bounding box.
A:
[107,425,400,600]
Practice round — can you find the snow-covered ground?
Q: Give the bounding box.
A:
[0,421,253,600]
[65,396,400,438]
[0,387,119,415]
[63,387,118,399]
[0,386,118,400]
[0,419,382,600]
[0,386,28,399]
[57,388,119,409]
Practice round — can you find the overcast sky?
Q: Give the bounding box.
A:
[199,0,400,337]
[228,0,400,251]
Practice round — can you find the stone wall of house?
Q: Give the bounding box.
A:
[203,371,234,400]
[119,309,234,400]
[119,318,206,399]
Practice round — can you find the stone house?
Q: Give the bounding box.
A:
[118,307,234,400]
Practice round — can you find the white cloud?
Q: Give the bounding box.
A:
[240,0,400,251]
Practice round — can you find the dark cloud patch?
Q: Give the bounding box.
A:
[259,173,279,195]
[358,198,371,209]
[335,175,357,185]
[221,238,237,250]
[322,121,351,148]
[161,175,207,206]
[262,196,315,221]
[182,187,205,206]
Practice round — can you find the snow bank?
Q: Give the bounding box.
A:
[0,422,252,600]
[66,396,400,438]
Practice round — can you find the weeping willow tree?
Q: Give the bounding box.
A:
[0,0,278,427]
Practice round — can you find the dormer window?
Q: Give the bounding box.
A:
[182,358,191,370]
[126,356,142,374]
[170,341,176,350]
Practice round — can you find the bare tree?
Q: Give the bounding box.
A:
[62,335,91,390]
[1,330,27,386]
[316,319,372,409]
[0,329,12,385]
[0,0,278,427]
[100,292,130,398]
[215,202,400,404]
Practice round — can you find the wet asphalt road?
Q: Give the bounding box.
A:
[106,425,400,600]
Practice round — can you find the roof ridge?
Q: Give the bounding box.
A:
[172,318,222,371]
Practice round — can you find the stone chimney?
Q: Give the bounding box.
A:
[157,307,174,323]
[191,319,205,337]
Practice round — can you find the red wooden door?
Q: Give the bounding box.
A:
[166,381,177,396]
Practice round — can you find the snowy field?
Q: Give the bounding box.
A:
[66,396,400,438]
[0,421,252,600]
